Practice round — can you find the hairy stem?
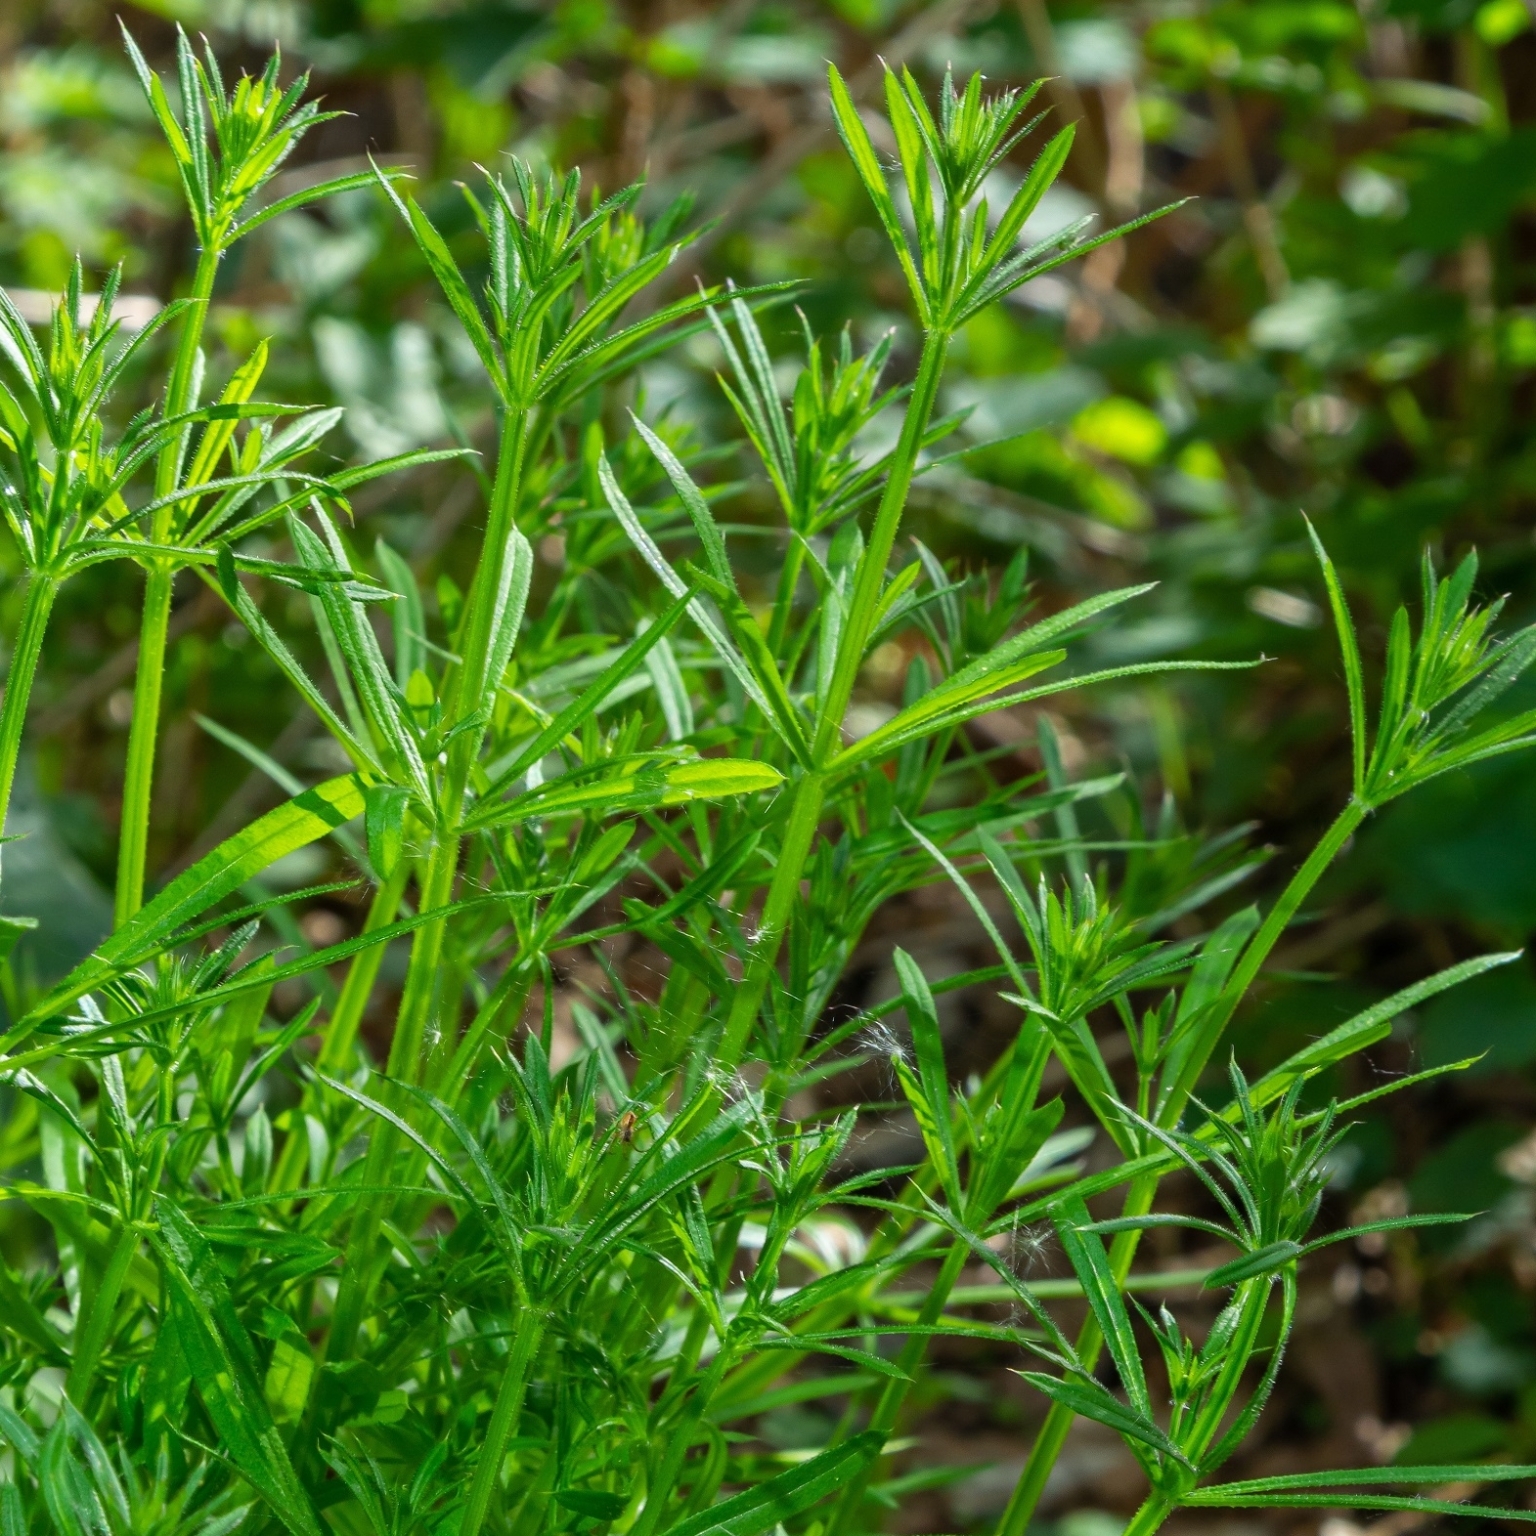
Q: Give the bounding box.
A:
[460,1309,547,1536]
[1122,1493,1173,1536]
[0,572,59,843]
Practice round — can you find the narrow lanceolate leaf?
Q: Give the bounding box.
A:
[1244,950,1523,1107]
[296,512,430,802]
[600,454,780,725]
[827,66,925,319]
[1306,519,1367,798]
[213,547,376,775]
[1017,1373,1189,1467]
[831,648,1065,771]
[892,948,961,1210]
[838,658,1261,775]
[1188,1465,1536,1494]
[632,418,732,588]
[1183,1493,1536,1521]
[466,758,783,831]
[380,175,505,400]
[8,775,367,1042]
[485,584,699,797]
[483,527,535,696]
[1300,1212,1473,1256]
[150,1201,325,1536]
[831,583,1162,772]
[1053,1195,1151,1418]
[685,564,812,765]
[1202,1241,1300,1289]
[231,167,406,242]
[664,1431,884,1536]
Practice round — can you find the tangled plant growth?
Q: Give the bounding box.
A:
[1,34,1535,1536]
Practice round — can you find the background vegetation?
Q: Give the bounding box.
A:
[3,0,1536,1531]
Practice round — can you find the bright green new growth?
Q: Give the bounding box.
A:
[0,39,1531,1536]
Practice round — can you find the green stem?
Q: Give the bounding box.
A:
[115,561,174,926]
[714,332,951,1079]
[66,1222,137,1405]
[157,255,220,500]
[1216,801,1365,1027]
[327,404,529,1363]
[811,329,949,763]
[317,859,412,1073]
[1158,798,1367,1124]
[632,1351,731,1536]
[1000,801,1368,1536]
[826,1239,970,1536]
[460,1310,546,1536]
[1122,1494,1173,1536]
[1183,1276,1270,1464]
[444,416,529,754]
[327,834,459,1361]
[114,248,220,927]
[0,572,58,843]
[717,768,824,1074]
[996,1173,1157,1536]
[766,535,805,659]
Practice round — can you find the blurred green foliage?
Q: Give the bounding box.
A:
[4,0,1536,1520]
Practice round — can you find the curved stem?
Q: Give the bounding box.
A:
[0,572,59,846]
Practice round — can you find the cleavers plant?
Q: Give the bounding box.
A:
[0,36,1534,1536]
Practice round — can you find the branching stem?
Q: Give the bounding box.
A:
[999,800,1369,1536]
